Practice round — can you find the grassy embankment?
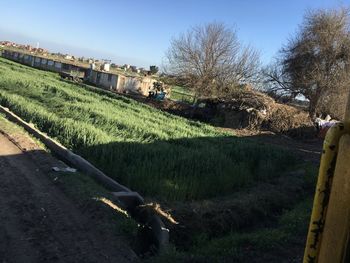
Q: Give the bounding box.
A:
[0,57,298,202]
[0,57,317,261]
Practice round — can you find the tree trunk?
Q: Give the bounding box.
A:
[309,96,318,119]
[309,85,323,118]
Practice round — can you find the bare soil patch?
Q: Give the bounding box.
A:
[0,128,137,262]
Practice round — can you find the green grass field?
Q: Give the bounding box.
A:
[169,85,195,104]
[0,57,298,202]
[0,57,315,261]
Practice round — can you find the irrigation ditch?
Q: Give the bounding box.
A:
[0,105,169,256]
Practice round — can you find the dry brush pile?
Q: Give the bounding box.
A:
[200,89,315,137]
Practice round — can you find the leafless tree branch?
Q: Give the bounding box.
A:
[164,22,260,98]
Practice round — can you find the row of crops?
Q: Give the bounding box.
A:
[0,57,297,201]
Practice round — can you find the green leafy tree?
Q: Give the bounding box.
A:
[150,65,159,75]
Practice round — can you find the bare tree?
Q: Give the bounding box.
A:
[262,60,294,100]
[264,7,350,118]
[165,22,260,98]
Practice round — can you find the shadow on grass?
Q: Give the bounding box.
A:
[75,136,299,203]
[70,134,318,261]
[0,132,318,262]
[241,132,323,164]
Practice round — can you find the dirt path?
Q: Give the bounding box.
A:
[0,133,137,263]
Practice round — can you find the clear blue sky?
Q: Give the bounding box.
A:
[0,0,348,67]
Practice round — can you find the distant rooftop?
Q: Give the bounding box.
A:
[0,40,159,78]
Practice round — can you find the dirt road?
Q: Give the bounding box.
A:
[0,133,137,263]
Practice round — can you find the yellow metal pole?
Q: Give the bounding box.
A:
[303,93,350,263]
[318,134,350,262]
[303,124,347,262]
